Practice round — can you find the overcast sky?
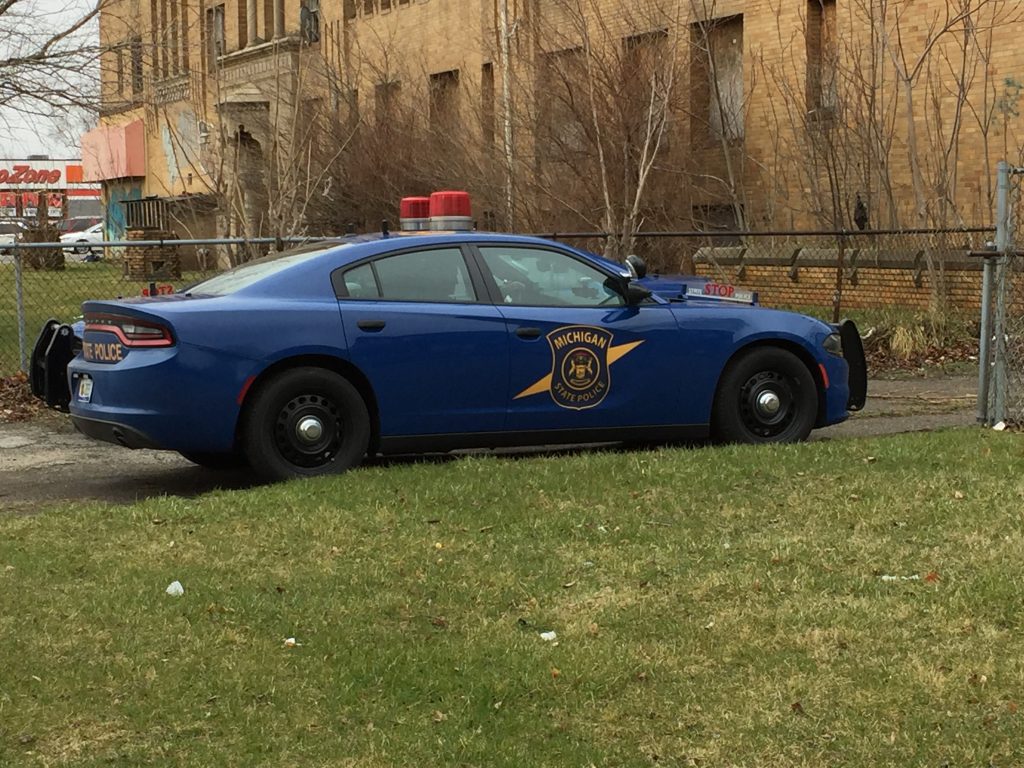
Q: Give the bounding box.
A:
[0,0,99,159]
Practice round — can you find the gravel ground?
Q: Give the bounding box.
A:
[0,375,979,514]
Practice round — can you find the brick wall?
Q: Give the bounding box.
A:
[124,229,182,280]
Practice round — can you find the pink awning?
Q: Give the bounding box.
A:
[82,120,145,181]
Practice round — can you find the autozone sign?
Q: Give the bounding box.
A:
[0,165,62,185]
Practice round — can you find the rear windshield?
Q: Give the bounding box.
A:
[184,244,346,296]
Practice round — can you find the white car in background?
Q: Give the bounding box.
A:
[60,221,105,260]
[0,220,28,261]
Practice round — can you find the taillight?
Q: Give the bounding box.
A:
[84,313,175,347]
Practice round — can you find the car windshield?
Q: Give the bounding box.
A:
[0,222,23,234]
[185,243,348,296]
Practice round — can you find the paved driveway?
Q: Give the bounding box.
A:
[0,375,978,513]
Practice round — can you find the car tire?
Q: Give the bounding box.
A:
[74,241,91,255]
[711,347,818,444]
[241,367,370,481]
[179,451,249,470]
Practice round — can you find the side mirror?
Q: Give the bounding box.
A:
[625,281,652,305]
[625,254,647,279]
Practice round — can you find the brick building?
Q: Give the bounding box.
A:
[81,0,1024,248]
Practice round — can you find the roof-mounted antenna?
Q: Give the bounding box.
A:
[381,219,390,238]
[345,221,356,235]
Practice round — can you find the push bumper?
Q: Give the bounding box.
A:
[839,319,867,411]
[29,319,78,411]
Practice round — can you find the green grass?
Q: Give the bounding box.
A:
[2,430,1024,766]
[0,263,210,375]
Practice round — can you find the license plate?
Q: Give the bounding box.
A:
[77,376,93,403]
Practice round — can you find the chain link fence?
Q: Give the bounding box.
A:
[978,161,1024,426]
[1,229,994,376]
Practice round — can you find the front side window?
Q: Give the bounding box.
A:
[478,246,624,307]
[340,247,477,303]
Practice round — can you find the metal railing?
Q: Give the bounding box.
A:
[0,229,994,376]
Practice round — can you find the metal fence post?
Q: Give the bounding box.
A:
[977,253,995,424]
[990,160,1012,424]
[14,252,27,373]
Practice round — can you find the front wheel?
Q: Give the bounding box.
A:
[241,367,370,481]
[711,347,818,444]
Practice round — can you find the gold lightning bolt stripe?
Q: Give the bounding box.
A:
[607,340,643,364]
[513,340,644,400]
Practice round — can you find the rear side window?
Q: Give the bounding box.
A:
[343,263,379,298]
[338,247,477,303]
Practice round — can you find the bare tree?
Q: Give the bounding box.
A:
[518,0,687,259]
[0,0,103,120]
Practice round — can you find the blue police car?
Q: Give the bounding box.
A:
[31,232,866,480]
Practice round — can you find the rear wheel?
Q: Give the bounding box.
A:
[241,367,370,481]
[712,347,818,444]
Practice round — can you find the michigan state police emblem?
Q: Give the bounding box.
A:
[514,325,644,410]
[536,327,606,411]
[547,326,613,409]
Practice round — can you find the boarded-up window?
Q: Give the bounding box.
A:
[536,48,589,163]
[429,70,460,127]
[622,29,671,151]
[169,0,179,75]
[236,0,247,50]
[115,45,125,95]
[206,4,225,67]
[375,80,400,126]
[690,15,744,144]
[692,203,743,244]
[346,89,360,131]
[263,0,273,40]
[481,63,495,149]
[180,0,190,72]
[806,0,838,114]
[130,36,144,95]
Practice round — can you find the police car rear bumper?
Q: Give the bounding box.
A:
[70,415,162,450]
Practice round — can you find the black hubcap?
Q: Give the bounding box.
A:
[738,371,795,438]
[274,394,342,468]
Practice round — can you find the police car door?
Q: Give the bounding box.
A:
[473,244,685,436]
[334,245,509,437]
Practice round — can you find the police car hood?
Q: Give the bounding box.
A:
[630,274,761,303]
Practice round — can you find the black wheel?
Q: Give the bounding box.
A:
[179,451,249,470]
[711,347,818,444]
[74,241,91,255]
[241,367,370,481]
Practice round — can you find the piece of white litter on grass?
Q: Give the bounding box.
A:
[880,574,920,582]
[165,580,184,596]
[993,421,1007,431]
[284,637,300,648]
[540,631,557,642]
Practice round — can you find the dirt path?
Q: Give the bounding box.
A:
[0,375,979,514]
